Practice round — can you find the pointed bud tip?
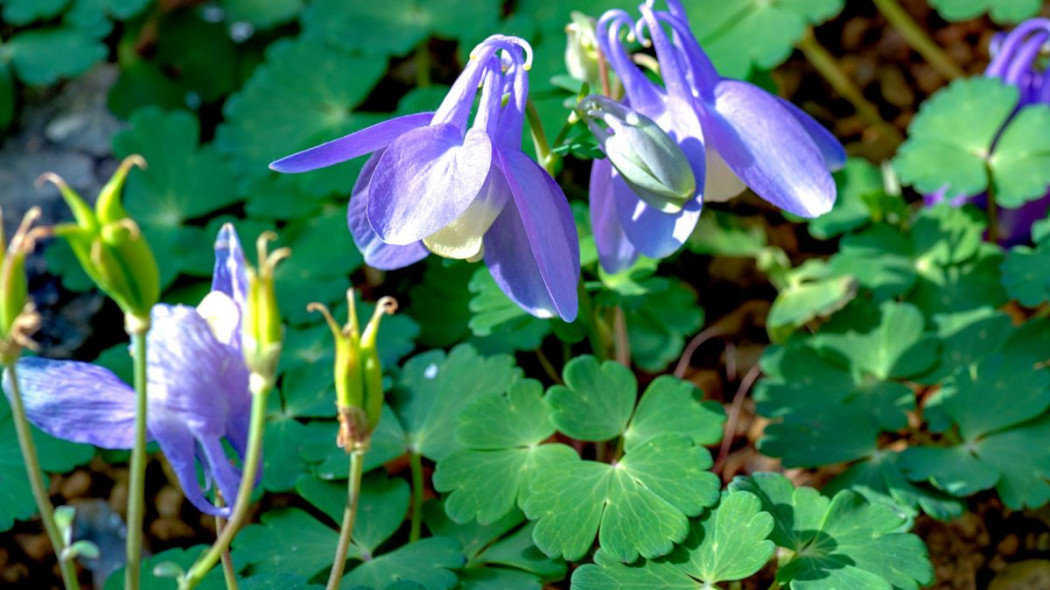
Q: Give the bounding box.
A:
[119,154,148,172]
[34,172,68,190]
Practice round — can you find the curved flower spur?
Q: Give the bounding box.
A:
[589,1,845,272]
[2,224,256,517]
[270,35,580,321]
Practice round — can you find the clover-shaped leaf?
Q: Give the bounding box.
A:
[390,345,521,461]
[1002,241,1050,307]
[105,546,225,590]
[302,0,499,58]
[690,0,845,78]
[830,223,917,300]
[235,508,464,589]
[261,418,334,492]
[899,353,1050,508]
[623,375,725,450]
[433,380,577,525]
[1,0,68,25]
[826,451,966,521]
[920,309,1015,384]
[929,0,1042,23]
[910,242,1008,317]
[894,78,1050,208]
[814,301,938,381]
[768,259,858,342]
[759,402,882,468]
[216,37,387,198]
[546,357,636,442]
[525,434,719,562]
[730,473,934,590]
[572,490,774,590]
[296,473,411,559]
[1,27,107,85]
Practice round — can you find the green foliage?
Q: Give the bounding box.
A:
[689,0,845,78]
[468,268,551,354]
[767,259,858,342]
[0,27,107,85]
[730,473,935,590]
[105,546,225,589]
[894,78,1050,208]
[1002,239,1050,307]
[571,491,775,590]
[929,0,1043,23]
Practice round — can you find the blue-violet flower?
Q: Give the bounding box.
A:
[2,224,254,516]
[270,35,580,321]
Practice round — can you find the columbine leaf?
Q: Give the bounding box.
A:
[623,375,725,450]
[894,78,1050,207]
[303,405,410,478]
[938,353,1049,442]
[468,268,551,354]
[572,491,774,590]
[434,380,577,525]
[390,345,521,461]
[826,451,966,521]
[768,260,858,342]
[301,0,500,57]
[2,0,68,25]
[814,301,938,381]
[261,418,334,492]
[689,0,845,78]
[1002,242,1050,307]
[1,27,107,85]
[525,434,719,562]
[216,37,387,198]
[296,473,410,557]
[920,309,1015,384]
[686,210,767,256]
[341,537,463,590]
[758,402,881,468]
[545,356,636,442]
[830,223,917,300]
[730,473,934,590]
[407,260,474,349]
[929,0,1042,23]
[239,573,324,590]
[105,546,225,590]
[234,508,341,577]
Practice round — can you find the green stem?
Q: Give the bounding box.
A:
[325,450,365,590]
[578,279,611,361]
[179,383,272,590]
[415,44,432,88]
[126,329,149,590]
[212,494,238,590]
[871,0,964,80]
[525,100,553,174]
[796,28,904,147]
[408,451,425,543]
[5,362,81,590]
[986,164,999,244]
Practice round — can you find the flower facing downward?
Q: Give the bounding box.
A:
[588,1,844,272]
[1,224,255,516]
[270,35,580,321]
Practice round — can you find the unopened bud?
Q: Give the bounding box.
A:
[243,232,289,388]
[309,290,397,451]
[565,11,602,90]
[0,207,44,364]
[39,156,159,330]
[579,95,697,213]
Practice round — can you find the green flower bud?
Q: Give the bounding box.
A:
[309,290,397,451]
[243,231,289,389]
[0,207,44,365]
[38,155,160,332]
[565,11,602,90]
[579,95,697,214]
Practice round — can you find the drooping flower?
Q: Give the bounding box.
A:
[270,35,580,321]
[589,1,844,272]
[1,224,254,516]
[925,18,1050,245]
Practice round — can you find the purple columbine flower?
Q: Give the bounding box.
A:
[590,1,844,272]
[1,224,253,516]
[270,35,580,321]
[925,18,1050,246]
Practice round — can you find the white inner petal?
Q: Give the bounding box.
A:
[424,170,509,260]
[196,291,239,344]
[703,148,747,202]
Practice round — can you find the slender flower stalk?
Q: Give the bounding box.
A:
[126,329,148,590]
[326,450,365,590]
[871,0,965,80]
[408,450,426,543]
